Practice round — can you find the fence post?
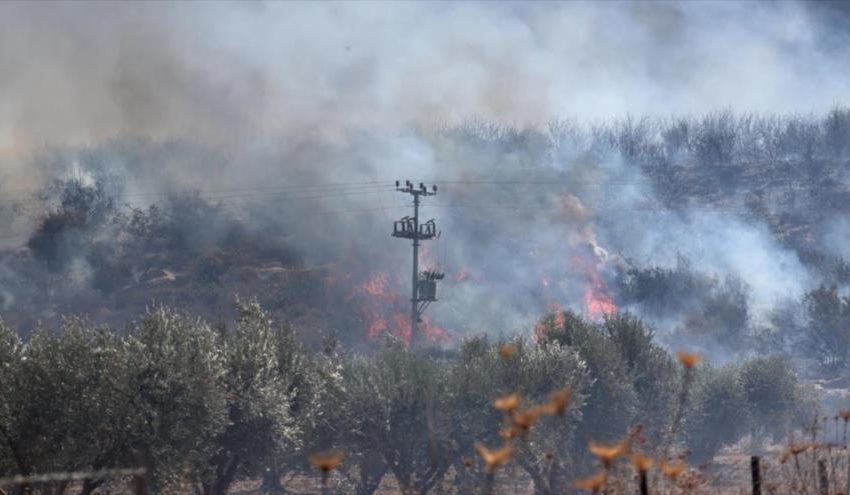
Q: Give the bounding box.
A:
[132,471,147,495]
[639,469,649,495]
[750,456,761,495]
[132,449,150,495]
[846,454,850,495]
[817,459,828,495]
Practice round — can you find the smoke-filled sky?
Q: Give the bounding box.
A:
[1,1,849,161]
[1,1,849,355]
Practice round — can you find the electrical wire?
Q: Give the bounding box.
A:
[0,173,838,241]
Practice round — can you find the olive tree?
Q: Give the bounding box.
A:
[196,300,303,495]
[686,364,749,462]
[739,355,799,443]
[444,336,589,494]
[260,312,346,493]
[537,311,639,447]
[686,355,800,461]
[0,319,134,494]
[445,337,505,494]
[499,341,588,494]
[124,308,229,491]
[803,285,850,373]
[602,314,679,445]
[316,339,389,495]
[0,321,27,479]
[339,342,452,495]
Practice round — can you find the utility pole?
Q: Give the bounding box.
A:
[392,180,444,347]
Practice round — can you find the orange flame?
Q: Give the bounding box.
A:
[392,312,412,343]
[348,270,448,345]
[352,272,395,301]
[366,314,387,339]
[421,316,449,343]
[584,286,616,319]
[551,302,566,327]
[571,254,617,320]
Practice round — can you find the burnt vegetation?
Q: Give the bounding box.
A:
[5,111,850,354]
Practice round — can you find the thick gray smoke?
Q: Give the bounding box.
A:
[1,1,848,357]
[1,1,847,190]
[1,1,848,157]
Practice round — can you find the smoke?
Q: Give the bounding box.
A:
[1,1,848,159]
[820,217,850,261]
[1,1,849,354]
[2,0,848,190]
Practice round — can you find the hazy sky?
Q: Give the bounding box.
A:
[1,0,848,163]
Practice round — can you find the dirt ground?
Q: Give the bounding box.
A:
[227,458,759,494]
[30,446,812,495]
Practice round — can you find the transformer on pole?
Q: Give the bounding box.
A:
[392,180,443,346]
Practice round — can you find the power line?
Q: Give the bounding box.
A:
[0,179,396,197]
[0,204,411,241]
[2,173,839,206]
[0,181,398,205]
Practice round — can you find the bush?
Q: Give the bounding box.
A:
[681,276,750,345]
[447,337,589,494]
[28,178,115,272]
[198,300,302,495]
[687,365,750,462]
[739,355,799,442]
[686,354,800,462]
[536,311,641,448]
[0,318,136,494]
[0,320,27,477]
[617,258,715,317]
[338,342,452,495]
[824,107,850,159]
[125,308,229,490]
[602,314,679,445]
[803,285,850,373]
[0,303,810,492]
[193,250,228,286]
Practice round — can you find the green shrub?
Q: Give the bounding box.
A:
[686,354,799,462]
[602,313,679,445]
[0,321,28,477]
[198,300,302,495]
[739,355,799,442]
[687,364,750,462]
[338,343,452,495]
[537,311,640,447]
[0,318,136,494]
[803,285,850,373]
[125,308,229,490]
[447,337,589,494]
